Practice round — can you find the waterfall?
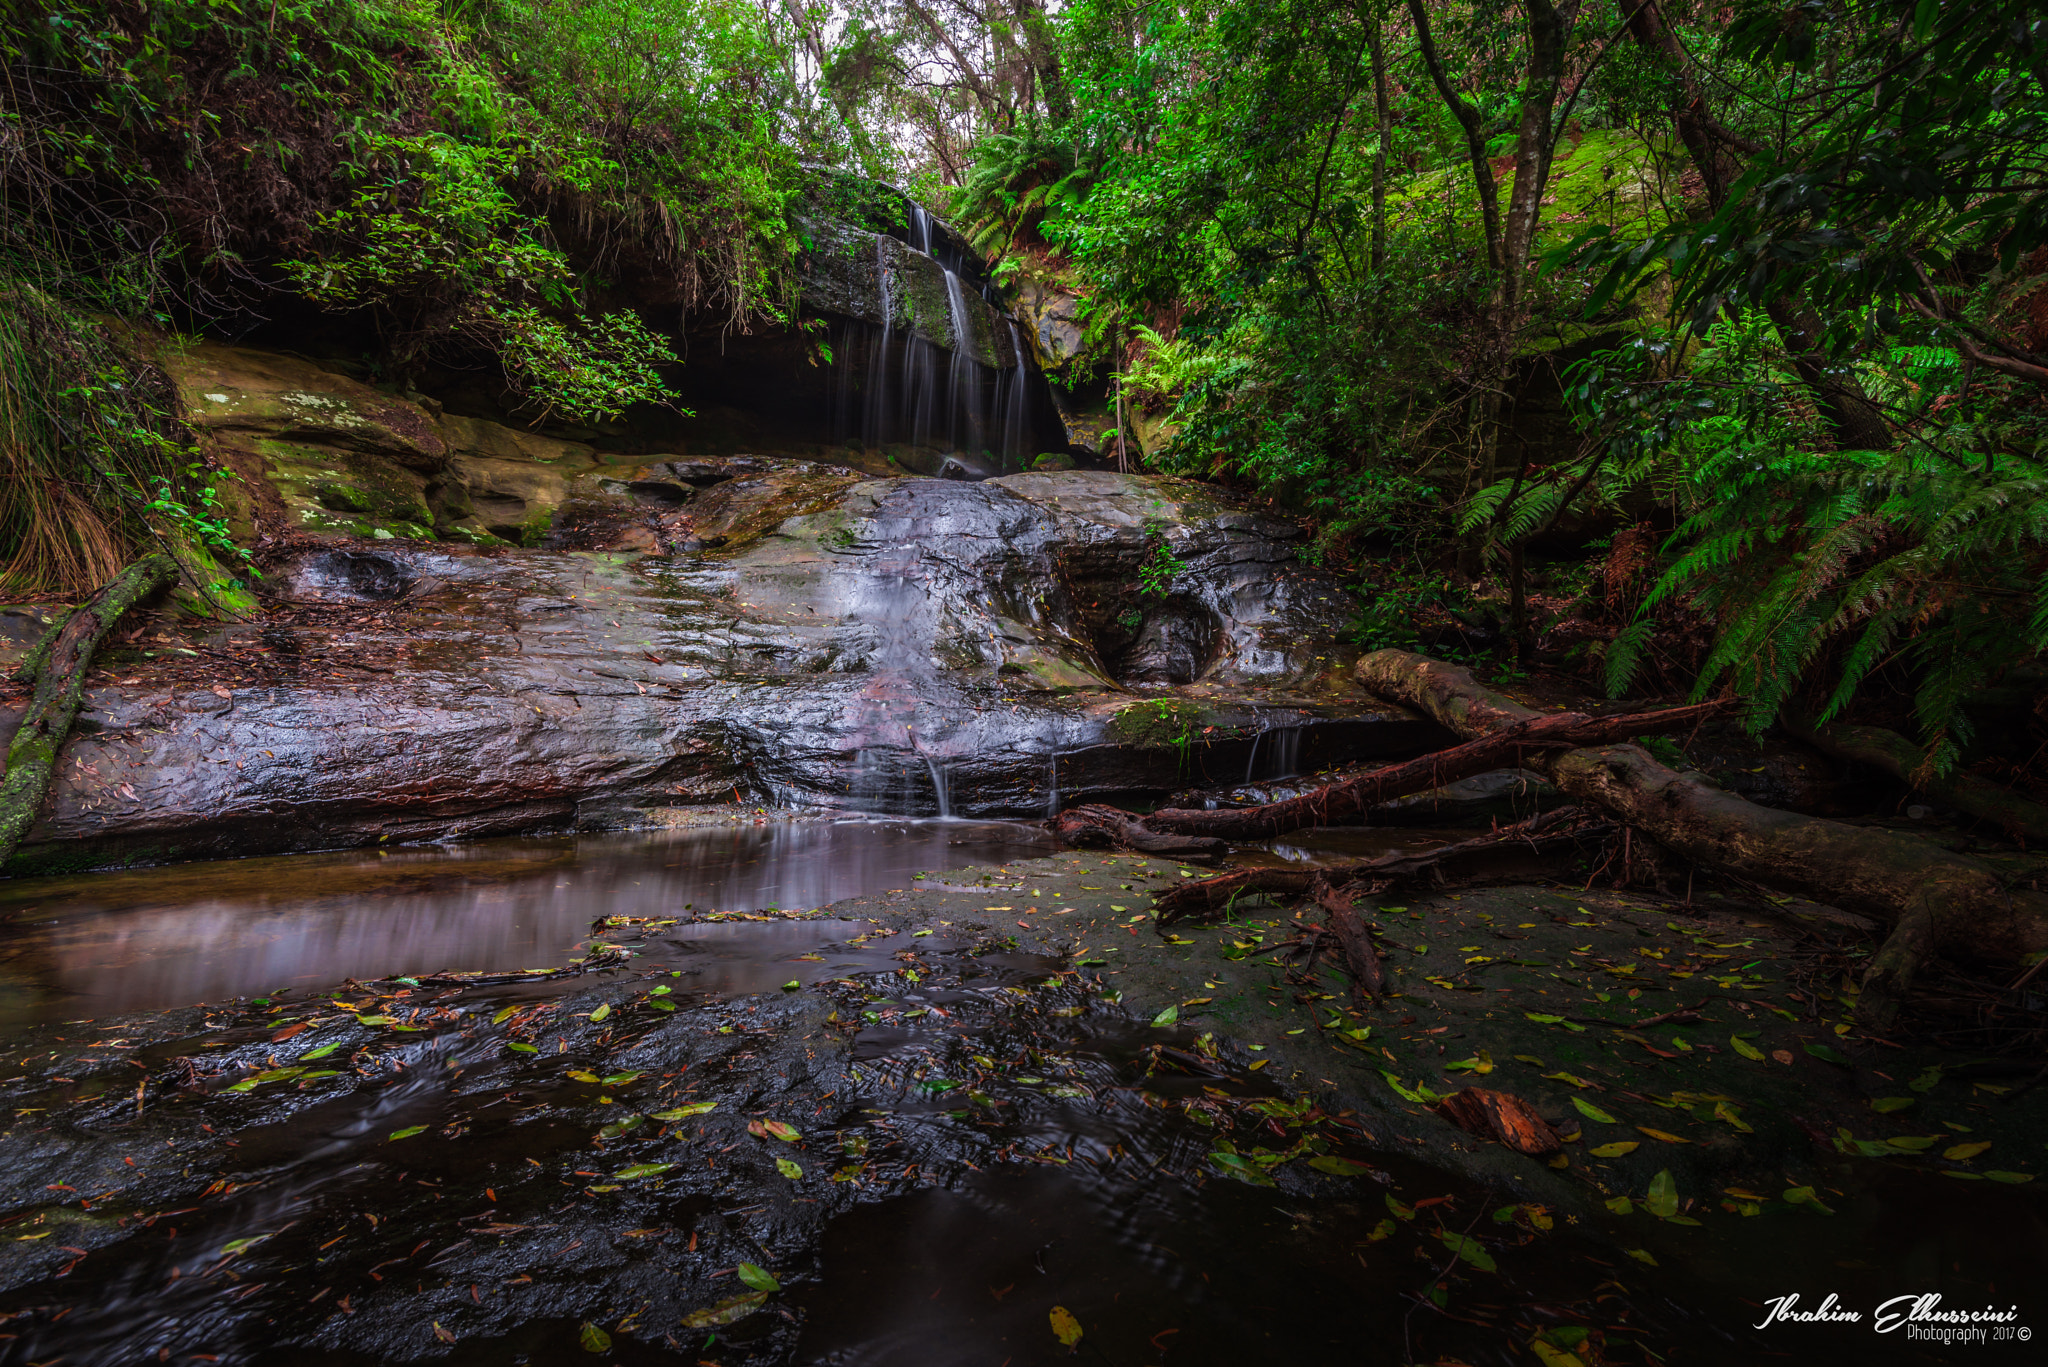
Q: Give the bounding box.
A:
[921,751,953,819]
[1001,318,1035,470]
[944,270,983,457]
[1244,727,1262,784]
[834,203,1045,465]
[1271,726,1302,779]
[861,236,897,451]
[1045,747,1061,816]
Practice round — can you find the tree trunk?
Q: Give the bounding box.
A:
[1786,718,2048,847]
[1354,649,2048,1030]
[1367,18,1390,275]
[2,554,176,870]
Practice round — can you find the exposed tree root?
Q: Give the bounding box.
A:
[2,554,176,870]
[1052,804,1228,861]
[1135,700,1723,841]
[1356,649,2048,1032]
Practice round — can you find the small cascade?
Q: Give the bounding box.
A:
[922,751,953,819]
[1271,726,1303,779]
[1044,748,1061,817]
[859,235,898,451]
[944,271,986,457]
[1244,727,1262,784]
[1000,319,1035,471]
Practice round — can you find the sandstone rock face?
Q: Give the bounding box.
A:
[166,342,699,548]
[798,217,1022,371]
[7,469,1444,872]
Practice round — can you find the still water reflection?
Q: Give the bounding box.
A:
[0,818,1052,1027]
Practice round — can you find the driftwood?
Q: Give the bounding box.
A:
[1135,700,1724,841]
[1356,649,2048,1031]
[2,555,176,869]
[1788,717,2048,847]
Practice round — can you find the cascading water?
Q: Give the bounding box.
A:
[832,200,1048,472]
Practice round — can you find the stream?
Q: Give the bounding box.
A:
[0,824,2028,1366]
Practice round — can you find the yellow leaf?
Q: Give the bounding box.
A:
[1589,1141,1639,1158]
[1529,1343,1587,1367]
[1637,1127,1690,1143]
[1944,1141,1992,1162]
[1049,1305,1084,1349]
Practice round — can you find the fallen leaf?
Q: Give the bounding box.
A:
[764,1120,800,1142]
[736,1262,779,1292]
[1050,1305,1084,1349]
[776,1157,803,1180]
[1729,1036,1765,1061]
[1637,1127,1689,1144]
[1943,1141,1992,1161]
[653,1102,716,1121]
[1644,1169,1679,1218]
[1589,1141,1639,1158]
[388,1125,427,1140]
[579,1322,610,1352]
[1985,1171,2035,1184]
[1571,1096,1617,1125]
[1308,1155,1375,1177]
[613,1162,672,1180]
[1805,1043,1849,1065]
[1150,1005,1178,1027]
[1436,1229,1497,1272]
[1870,1096,1915,1113]
[681,1291,767,1328]
[590,1004,611,1023]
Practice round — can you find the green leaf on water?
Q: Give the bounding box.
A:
[568,1070,602,1082]
[1437,1230,1497,1273]
[1385,1193,1415,1221]
[1909,1066,1943,1093]
[1985,1170,2035,1184]
[613,1162,672,1180]
[579,1322,611,1353]
[598,1116,646,1140]
[392,977,421,988]
[1729,1035,1766,1061]
[1208,1152,1276,1186]
[653,1102,717,1121]
[493,1006,518,1025]
[504,1041,537,1053]
[1805,1044,1849,1065]
[1050,1305,1084,1349]
[776,1157,803,1180]
[1871,1096,1915,1113]
[736,1262,779,1292]
[681,1291,767,1328]
[1150,1005,1178,1027]
[1625,1248,1659,1266]
[388,1126,428,1140]
[601,1072,643,1086]
[298,1042,341,1061]
[913,929,934,937]
[355,1015,395,1026]
[1572,1096,1618,1124]
[1644,1169,1679,1219]
[1883,1136,1936,1152]
[650,985,671,995]
[1605,1196,1634,1215]
[589,1004,610,1023]
[1308,1156,1375,1178]
[1782,1185,1834,1213]
[649,999,675,1012]
[220,1234,272,1256]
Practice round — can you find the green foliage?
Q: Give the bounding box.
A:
[1137,520,1188,597]
[0,284,246,598]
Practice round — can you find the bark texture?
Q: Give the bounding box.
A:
[2,554,176,869]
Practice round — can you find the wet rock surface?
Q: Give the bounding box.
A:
[0,838,2036,1365]
[3,469,1443,873]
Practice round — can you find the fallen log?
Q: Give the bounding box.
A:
[1787,717,2048,848]
[1354,649,2048,1031]
[1135,700,1725,841]
[2,554,176,870]
[1154,806,1608,923]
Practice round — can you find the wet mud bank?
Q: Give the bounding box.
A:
[0,838,2038,1364]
